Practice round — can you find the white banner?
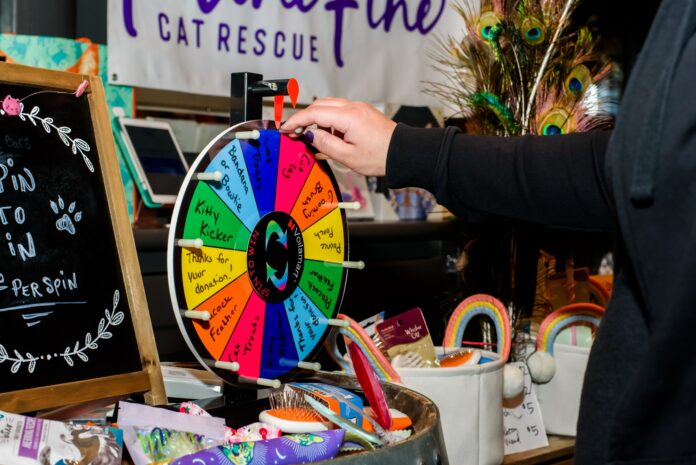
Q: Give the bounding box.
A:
[107,0,464,105]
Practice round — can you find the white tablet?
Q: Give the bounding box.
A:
[118,118,190,205]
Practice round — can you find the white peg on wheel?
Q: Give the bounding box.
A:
[196,171,223,182]
[323,260,365,270]
[341,260,365,270]
[238,375,281,389]
[327,318,350,328]
[176,238,204,249]
[180,310,211,321]
[280,358,322,371]
[233,130,261,140]
[336,201,361,210]
[297,361,321,371]
[214,361,240,372]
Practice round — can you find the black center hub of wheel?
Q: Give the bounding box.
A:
[247,211,304,303]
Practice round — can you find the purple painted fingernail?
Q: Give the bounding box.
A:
[304,130,314,144]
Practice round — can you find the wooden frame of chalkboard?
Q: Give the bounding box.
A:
[0,62,167,412]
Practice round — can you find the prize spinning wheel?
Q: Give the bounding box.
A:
[168,120,349,386]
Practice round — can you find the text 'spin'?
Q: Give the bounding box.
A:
[233,130,261,140]
[180,310,210,321]
[239,375,281,389]
[214,361,240,372]
[176,238,204,249]
[196,171,223,182]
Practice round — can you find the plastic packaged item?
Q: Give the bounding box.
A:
[133,426,219,464]
[286,382,368,429]
[170,430,345,465]
[179,401,246,444]
[0,410,122,465]
[302,394,383,446]
[178,401,210,417]
[227,423,282,443]
[118,402,226,465]
[118,402,226,438]
[376,308,437,364]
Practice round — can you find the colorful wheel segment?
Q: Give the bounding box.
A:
[168,121,349,385]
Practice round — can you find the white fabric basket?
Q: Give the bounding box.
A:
[534,342,590,436]
[395,349,504,465]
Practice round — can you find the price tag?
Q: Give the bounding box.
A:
[503,362,549,455]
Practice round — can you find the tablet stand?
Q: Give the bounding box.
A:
[132,189,172,228]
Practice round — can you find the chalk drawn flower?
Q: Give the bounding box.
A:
[51,196,82,235]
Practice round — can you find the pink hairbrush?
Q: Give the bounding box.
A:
[349,341,392,430]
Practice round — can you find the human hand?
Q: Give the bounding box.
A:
[280,98,397,176]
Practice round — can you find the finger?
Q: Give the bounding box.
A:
[281,99,350,133]
[306,128,354,166]
[284,126,303,138]
[282,106,356,134]
[308,97,352,108]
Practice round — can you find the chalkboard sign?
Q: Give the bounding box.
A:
[0,63,166,412]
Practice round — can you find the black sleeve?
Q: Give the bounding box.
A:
[385,124,615,231]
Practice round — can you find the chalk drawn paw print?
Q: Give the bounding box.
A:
[50,196,82,235]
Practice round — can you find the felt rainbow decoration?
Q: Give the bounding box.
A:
[588,277,611,307]
[536,303,605,356]
[443,294,511,362]
[327,314,402,384]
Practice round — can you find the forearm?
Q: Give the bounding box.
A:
[385,124,615,230]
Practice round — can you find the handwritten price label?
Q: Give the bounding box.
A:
[503,362,549,455]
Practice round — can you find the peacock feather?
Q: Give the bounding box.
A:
[427,0,618,361]
[429,0,618,136]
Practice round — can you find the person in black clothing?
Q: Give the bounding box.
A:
[281,1,696,463]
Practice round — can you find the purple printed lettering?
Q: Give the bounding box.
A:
[158,13,170,41]
[198,0,221,13]
[193,18,205,47]
[324,0,358,67]
[218,23,231,51]
[310,35,318,62]
[292,33,303,60]
[254,29,267,55]
[123,0,137,36]
[274,31,286,58]
[238,25,248,54]
[281,0,320,13]
[177,17,189,45]
[121,0,447,67]
[367,0,445,33]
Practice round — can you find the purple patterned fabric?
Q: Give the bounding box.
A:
[172,430,345,465]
